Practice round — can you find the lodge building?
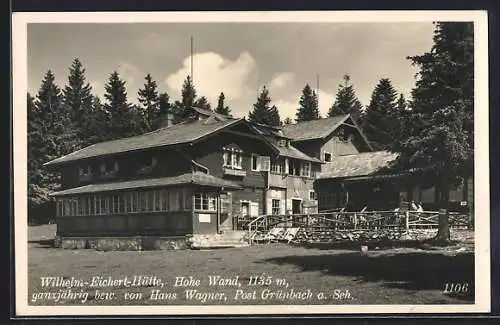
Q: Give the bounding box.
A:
[44,107,473,246]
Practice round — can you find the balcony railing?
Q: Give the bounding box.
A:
[223,167,246,177]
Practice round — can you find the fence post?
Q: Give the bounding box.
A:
[405,211,409,231]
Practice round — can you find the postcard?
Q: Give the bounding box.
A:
[12,10,490,316]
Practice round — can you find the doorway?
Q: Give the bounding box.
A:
[292,199,302,214]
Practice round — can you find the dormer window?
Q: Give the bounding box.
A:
[78,166,92,181]
[100,160,119,179]
[138,156,157,175]
[277,139,288,147]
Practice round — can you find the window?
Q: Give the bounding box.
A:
[154,191,161,211]
[100,161,119,178]
[111,195,119,214]
[169,189,181,211]
[272,199,281,215]
[56,200,63,217]
[78,166,92,180]
[223,147,243,169]
[324,152,332,162]
[194,193,217,211]
[126,192,138,213]
[309,190,316,200]
[288,159,300,176]
[251,155,259,171]
[139,192,147,212]
[161,189,169,211]
[89,196,95,215]
[146,191,155,212]
[138,156,157,175]
[301,162,311,177]
[119,194,126,213]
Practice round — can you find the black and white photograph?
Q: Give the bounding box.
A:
[13,11,490,316]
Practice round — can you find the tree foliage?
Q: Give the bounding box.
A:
[295,83,320,122]
[363,78,399,150]
[62,58,94,140]
[328,74,363,124]
[215,92,232,116]
[390,22,474,221]
[103,71,142,139]
[137,73,159,132]
[248,86,281,126]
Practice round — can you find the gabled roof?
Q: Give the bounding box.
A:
[272,144,323,163]
[191,106,235,121]
[49,172,241,197]
[317,151,399,180]
[44,118,243,167]
[281,114,350,141]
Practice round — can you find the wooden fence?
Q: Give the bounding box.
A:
[245,209,472,245]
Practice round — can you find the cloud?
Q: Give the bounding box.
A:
[269,72,295,90]
[165,51,258,107]
[89,80,104,99]
[116,61,141,88]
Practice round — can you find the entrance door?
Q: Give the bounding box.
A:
[292,199,302,214]
[219,192,232,231]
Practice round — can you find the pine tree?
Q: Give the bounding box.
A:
[363,78,398,150]
[172,76,197,123]
[283,117,293,125]
[248,86,280,126]
[86,96,108,144]
[154,92,171,129]
[215,92,232,116]
[29,71,75,223]
[62,58,94,144]
[296,84,320,122]
[396,93,407,112]
[103,71,140,139]
[390,22,474,241]
[328,74,363,124]
[137,73,160,132]
[194,96,211,110]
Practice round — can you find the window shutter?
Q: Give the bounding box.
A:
[250,202,259,218]
[259,156,271,172]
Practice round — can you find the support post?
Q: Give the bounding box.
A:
[405,211,409,231]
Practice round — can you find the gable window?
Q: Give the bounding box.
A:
[277,139,287,147]
[223,147,243,169]
[301,162,311,177]
[324,152,332,162]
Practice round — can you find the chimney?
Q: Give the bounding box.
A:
[158,112,174,128]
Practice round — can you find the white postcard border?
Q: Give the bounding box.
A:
[13,10,491,316]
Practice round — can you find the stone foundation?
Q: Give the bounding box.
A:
[58,236,188,251]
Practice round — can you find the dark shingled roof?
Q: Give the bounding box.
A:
[272,144,323,163]
[49,172,241,196]
[317,151,399,180]
[44,118,242,166]
[281,114,350,141]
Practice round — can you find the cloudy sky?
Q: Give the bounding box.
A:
[27,22,435,120]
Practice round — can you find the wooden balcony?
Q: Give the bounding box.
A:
[223,167,246,177]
